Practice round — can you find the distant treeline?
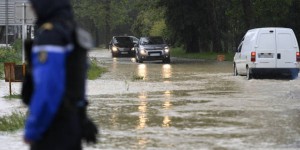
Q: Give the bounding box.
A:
[72,0,300,53]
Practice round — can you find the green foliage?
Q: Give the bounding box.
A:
[87,58,107,80]
[131,74,144,81]
[72,0,300,54]
[0,47,22,79]
[149,19,167,37]
[0,112,26,132]
[72,0,133,45]
[11,39,22,52]
[131,0,165,37]
[159,0,300,53]
[3,93,21,100]
[0,48,22,63]
[253,0,293,26]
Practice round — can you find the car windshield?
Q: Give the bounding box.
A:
[141,37,165,45]
[114,37,132,44]
[130,36,139,43]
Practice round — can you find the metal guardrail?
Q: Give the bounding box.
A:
[0,1,18,25]
[0,0,33,25]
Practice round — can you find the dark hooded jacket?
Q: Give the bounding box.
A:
[24,0,80,142]
[30,0,73,27]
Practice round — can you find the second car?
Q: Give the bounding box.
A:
[109,36,135,57]
[135,36,170,63]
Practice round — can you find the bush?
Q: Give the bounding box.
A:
[11,39,22,52]
[87,58,107,80]
[0,47,22,79]
[3,93,21,100]
[0,111,26,132]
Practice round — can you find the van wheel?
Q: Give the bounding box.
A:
[233,65,238,76]
[246,67,252,80]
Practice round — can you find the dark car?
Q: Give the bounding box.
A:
[109,36,135,57]
[135,36,170,63]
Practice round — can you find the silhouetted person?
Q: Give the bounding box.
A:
[22,0,98,149]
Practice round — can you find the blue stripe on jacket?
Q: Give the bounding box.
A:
[25,44,72,141]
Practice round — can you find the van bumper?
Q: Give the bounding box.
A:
[251,68,299,77]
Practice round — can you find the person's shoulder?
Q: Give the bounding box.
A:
[35,22,71,46]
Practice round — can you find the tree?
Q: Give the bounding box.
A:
[72,0,131,47]
[159,0,202,53]
[131,0,165,37]
[286,0,300,44]
[71,0,300,53]
[241,0,255,29]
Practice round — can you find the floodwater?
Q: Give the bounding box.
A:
[86,49,300,149]
[1,49,300,149]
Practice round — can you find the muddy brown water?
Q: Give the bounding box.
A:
[86,49,300,150]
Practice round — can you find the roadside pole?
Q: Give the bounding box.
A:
[22,2,26,63]
[5,0,8,48]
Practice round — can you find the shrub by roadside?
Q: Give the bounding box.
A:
[88,57,107,80]
[3,93,21,100]
[0,111,25,132]
[0,39,23,79]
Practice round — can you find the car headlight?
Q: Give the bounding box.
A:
[131,47,135,51]
[140,49,147,55]
[164,46,170,53]
[112,46,118,51]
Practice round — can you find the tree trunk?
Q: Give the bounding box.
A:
[95,26,100,47]
[104,0,111,49]
[241,0,255,29]
[185,25,200,53]
[209,0,222,52]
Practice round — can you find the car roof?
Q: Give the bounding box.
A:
[113,36,131,38]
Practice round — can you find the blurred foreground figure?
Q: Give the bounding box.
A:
[21,0,98,149]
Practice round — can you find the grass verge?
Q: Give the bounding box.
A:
[88,58,108,80]
[171,47,234,61]
[3,93,21,100]
[132,74,144,81]
[0,111,26,132]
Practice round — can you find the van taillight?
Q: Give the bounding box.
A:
[297,52,300,62]
[251,52,256,62]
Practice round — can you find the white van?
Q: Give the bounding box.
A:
[233,27,300,79]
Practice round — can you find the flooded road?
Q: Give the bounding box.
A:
[86,49,300,149]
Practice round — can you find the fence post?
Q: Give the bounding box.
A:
[9,63,12,96]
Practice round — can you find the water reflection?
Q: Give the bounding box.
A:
[131,58,136,62]
[137,137,148,149]
[162,64,172,79]
[111,114,118,128]
[112,57,118,71]
[137,64,147,80]
[137,92,148,130]
[162,90,172,127]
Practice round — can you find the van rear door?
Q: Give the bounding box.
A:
[275,28,298,68]
[256,28,276,68]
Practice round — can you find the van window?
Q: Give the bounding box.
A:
[277,33,294,49]
[237,43,243,52]
[258,33,276,49]
[236,37,244,52]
